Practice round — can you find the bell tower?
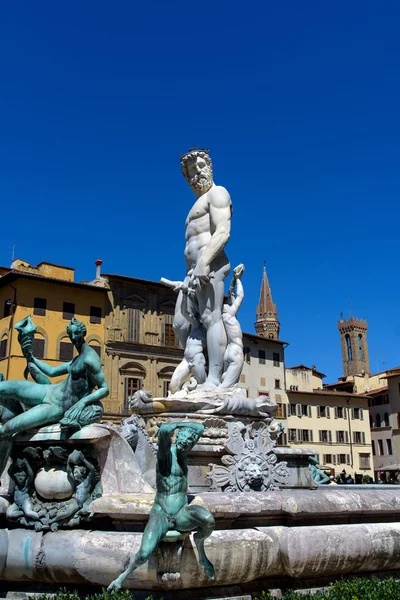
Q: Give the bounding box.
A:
[338,316,370,377]
[254,263,280,339]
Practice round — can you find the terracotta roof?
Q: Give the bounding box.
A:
[287,364,326,378]
[363,386,388,395]
[0,270,107,292]
[287,388,370,399]
[242,331,288,345]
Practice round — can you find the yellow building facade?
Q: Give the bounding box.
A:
[0,259,107,385]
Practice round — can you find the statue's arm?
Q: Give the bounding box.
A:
[31,357,70,378]
[177,422,204,450]
[230,279,244,316]
[195,187,231,274]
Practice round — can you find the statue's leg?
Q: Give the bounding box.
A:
[22,498,42,520]
[197,276,227,388]
[219,344,244,389]
[0,402,63,480]
[169,358,190,394]
[173,290,191,348]
[6,503,23,519]
[108,505,169,590]
[175,505,215,579]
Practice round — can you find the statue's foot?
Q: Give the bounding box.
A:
[201,558,216,580]
[197,381,218,391]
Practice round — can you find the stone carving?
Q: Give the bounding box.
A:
[208,421,289,492]
[128,389,153,411]
[161,148,234,393]
[308,456,330,484]
[108,422,215,590]
[0,316,109,481]
[120,413,157,488]
[6,446,101,530]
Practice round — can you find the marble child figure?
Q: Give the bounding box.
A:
[172,149,232,390]
[220,264,245,389]
[108,422,215,590]
[0,317,109,481]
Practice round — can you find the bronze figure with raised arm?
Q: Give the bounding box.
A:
[108,421,215,590]
[0,317,109,481]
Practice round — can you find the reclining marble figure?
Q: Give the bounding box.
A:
[0,316,109,481]
[108,422,215,590]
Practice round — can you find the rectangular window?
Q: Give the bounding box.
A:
[90,306,102,324]
[163,380,170,397]
[164,323,177,347]
[302,429,310,442]
[336,430,345,443]
[128,308,141,343]
[63,302,75,320]
[301,404,308,416]
[378,439,384,455]
[353,431,362,444]
[353,408,360,419]
[3,300,12,318]
[289,429,297,442]
[319,406,326,418]
[387,439,393,455]
[359,453,371,469]
[260,377,266,387]
[0,338,7,359]
[290,404,297,416]
[319,430,328,443]
[258,350,266,365]
[338,454,346,464]
[240,374,246,383]
[34,297,47,316]
[243,347,251,364]
[59,341,73,361]
[337,407,343,419]
[273,352,280,367]
[32,337,45,359]
[275,379,281,389]
[124,377,142,408]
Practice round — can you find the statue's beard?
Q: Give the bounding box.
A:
[188,169,213,194]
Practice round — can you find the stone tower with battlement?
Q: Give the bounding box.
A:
[254,263,280,339]
[338,317,370,377]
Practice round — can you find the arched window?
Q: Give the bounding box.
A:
[376,413,381,428]
[358,334,363,360]
[346,334,352,361]
[384,412,390,427]
[59,335,73,361]
[32,332,45,359]
[0,335,8,359]
[89,340,101,358]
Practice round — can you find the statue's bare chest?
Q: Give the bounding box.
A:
[70,356,87,381]
[186,194,209,223]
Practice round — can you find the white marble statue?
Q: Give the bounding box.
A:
[220,264,245,389]
[169,149,232,392]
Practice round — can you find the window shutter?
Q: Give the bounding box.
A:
[328,430,332,443]
[360,408,364,421]
[362,432,366,444]
[343,407,347,419]
[323,454,326,464]
[297,404,302,417]
[352,432,356,444]
[332,455,337,465]
[334,407,338,419]
[327,406,330,419]
[283,404,287,418]
[317,406,321,418]
[128,309,141,343]
[297,429,302,442]
[351,408,355,419]
[283,433,287,445]
[309,430,313,442]
[345,431,349,444]
[307,405,312,417]
[346,454,351,465]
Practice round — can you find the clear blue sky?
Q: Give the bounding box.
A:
[1,2,399,382]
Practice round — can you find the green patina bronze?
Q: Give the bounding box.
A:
[0,316,109,481]
[108,422,216,590]
[309,456,330,484]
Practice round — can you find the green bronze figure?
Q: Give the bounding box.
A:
[0,317,109,481]
[108,422,216,590]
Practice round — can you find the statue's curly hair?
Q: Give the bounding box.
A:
[180,148,213,181]
[66,317,87,337]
